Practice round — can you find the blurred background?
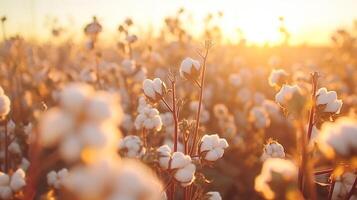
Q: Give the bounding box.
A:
[1,0,357,46]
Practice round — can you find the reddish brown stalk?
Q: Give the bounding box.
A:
[298,121,317,200]
[299,72,318,194]
[171,79,179,152]
[307,72,319,141]
[327,175,336,200]
[189,44,210,155]
[142,128,147,147]
[95,53,102,89]
[345,176,357,200]
[3,118,9,173]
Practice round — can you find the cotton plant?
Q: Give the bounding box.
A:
[199,134,229,162]
[63,158,163,200]
[315,87,343,121]
[248,106,271,129]
[268,69,289,88]
[118,135,145,158]
[255,158,301,199]
[157,145,196,187]
[0,169,26,199]
[179,57,201,81]
[317,117,357,160]
[47,168,69,189]
[38,83,122,163]
[260,140,286,161]
[0,86,11,118]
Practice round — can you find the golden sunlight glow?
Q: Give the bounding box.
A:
[0,0,357,45]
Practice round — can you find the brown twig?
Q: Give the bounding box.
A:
[189,41,211,155]
[345,176,357,200]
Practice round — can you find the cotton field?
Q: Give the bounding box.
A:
[0,1,357,200]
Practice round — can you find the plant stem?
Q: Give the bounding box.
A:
[345,176,357,200]
[142,128,147,147]
[328,175,336,200]
[3,118,8,173]
[307,72,318,141]
[189,46,209,155]
[161,97,173,113]
[171,79,178,152]
[298,121,317,200]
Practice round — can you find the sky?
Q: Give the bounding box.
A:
[1,0,357,45]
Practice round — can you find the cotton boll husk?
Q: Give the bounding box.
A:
[39,108,75,147]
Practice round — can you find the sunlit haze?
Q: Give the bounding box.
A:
[1,0,357,45]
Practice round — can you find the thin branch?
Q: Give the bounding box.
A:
[328,175,336,200]
[345,175,357,200]
[161,97,174,113]
[189,42,210,155]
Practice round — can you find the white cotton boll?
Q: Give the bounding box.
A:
[79,68,97,83]
[133,67,147,83]
[0,173,10,186]
[268,69,288,87]
[237,87,252,103]
[160,112,174,127]
[163,139,184,153]
[79,123,107,148]
[174,163,196,187]
[10,169,26,192]
[249,106,271,129]
[118,135,144,158]
[111,159,163,200]
[7,120,16,133]
[121,59,136,75]
[275,84,300,105]
[39,108,74,147]
[317,117,357,159]
[261,141,286,161]
[255,158,298,199]
[86,92,122,124]
[8,142,21,155]
[316,88,343,114]
[206,191,222,200]
[59,135,82,163]
[157,145,172,169]
[180,57,201,80]
[170,152,191,169]
[135,107,162,131]
[0,186,12,199]
[60,83,93,114]
[121,114,134,132]
[143,79,156,100]
[152,78,166,96]
[20,158,30,171]
[0,87,4,95]
[199,134,229,162]
[126,34,137,43]
[229,73,242,87]
[0,94,11,117]
[47,171,58,187]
